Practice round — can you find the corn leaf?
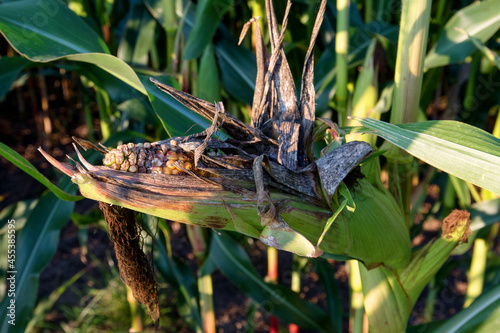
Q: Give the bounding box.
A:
[424,0,500,70]
[153,232,203,330]
[0,142,81,201]
[209,231,334,332]
[0,178,76,333]
[0,57,30,101]
[315,260,343,332]
[64,54,147,95]
[183,0,234,60]
[0,0,147,95]
[117,2,156,65]
[198,45,221,102]
[214,28,256,105]
[0,0,109,59]
[433,283,500,333]
[459,28,500,70]
[357,119,500,195]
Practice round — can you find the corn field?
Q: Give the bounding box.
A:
[1,0,500,332]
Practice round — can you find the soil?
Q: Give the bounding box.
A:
[1,37,469,332]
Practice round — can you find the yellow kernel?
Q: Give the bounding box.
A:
[166,160,176,170]
[166,151,178,160]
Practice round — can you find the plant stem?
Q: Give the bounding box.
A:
[336,0,350,127]
[349,260,364,333]
[386,0,432,228]
[364,0,372,22]
[95,87,112,140]
[390,0,432,124]
[289,255,307,333]
[267,246,279,333]
[198,272,216,333]
[464,238,487,308]
[126,285,143,332]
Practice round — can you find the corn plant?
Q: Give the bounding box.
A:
[1,0,500,332]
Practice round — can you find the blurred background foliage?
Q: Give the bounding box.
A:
[0,0,499,332]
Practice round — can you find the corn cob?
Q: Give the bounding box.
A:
[102,140,194,175]
[102,139,252,176]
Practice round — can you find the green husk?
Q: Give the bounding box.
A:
[361,210,472,331]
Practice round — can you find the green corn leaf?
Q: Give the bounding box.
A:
[209,231,333,332]
[433,283,500,333]
[65,53,147,94]
[0,0,147,95]
[0,178,76,333]
[153,232,203,330]
[456,27,500,70]
[214,27,256,105]
[0,0,109,59]
[357,119,500,195]
[424,0,500,70]
[0,57,30,101]
[315,260,343,333]
[183,0,234,60]
[198,44,221,102]
[470,198,500,232]
[117,3,157,66]
[0,142,81,201]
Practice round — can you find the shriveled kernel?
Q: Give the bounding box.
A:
[115,154,125,165]
[103,141,200,176]
[152,157,163,167]
[121,160,130,171]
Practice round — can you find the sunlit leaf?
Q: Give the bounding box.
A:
[424,0,500,69]
[358,119,500,195]
[0,0,109,59]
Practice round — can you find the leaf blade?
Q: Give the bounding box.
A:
[424,0,500,69]
[358,119,500,195]
[0,142,82,201]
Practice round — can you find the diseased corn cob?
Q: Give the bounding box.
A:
[102,140,194,175]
